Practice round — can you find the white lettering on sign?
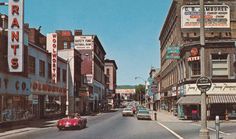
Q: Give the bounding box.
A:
[8,0,24,72]
[46,33,57,83]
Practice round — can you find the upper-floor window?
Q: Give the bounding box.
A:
[106,68,110,75]
[63,69,66,83]
[48,63,51,79]
[71,42,74,48]
[57,67,61,82]
[28,55,35,74]
[191,61,200,76]
[39,60,45,77]
[63,42,68,49]
[212,54,228,76]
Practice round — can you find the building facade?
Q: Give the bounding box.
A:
[159,0,236,120]
[104,59,118,109]
[58,49,83,114]
[74,31,106,112]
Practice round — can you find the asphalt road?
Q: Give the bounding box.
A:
[2,110,236,139]
[3,111,177,139]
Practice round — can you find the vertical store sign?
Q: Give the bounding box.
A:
[8,0,24,72]
[46,33,57,83]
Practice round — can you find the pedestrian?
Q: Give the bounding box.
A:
[192,109,197,121]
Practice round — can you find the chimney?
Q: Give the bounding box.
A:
[74,30,82,36]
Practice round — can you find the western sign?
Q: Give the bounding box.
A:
[8,0,24,72]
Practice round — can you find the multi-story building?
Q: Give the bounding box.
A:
[74,30,106,112]
[104,59,118,109]
[0,14,67,122]
[159,0,236,120]
[58,49,83,114]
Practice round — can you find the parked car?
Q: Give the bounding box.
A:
[137,110,151,120]
[122,108,134,116]
[57,114,87,130]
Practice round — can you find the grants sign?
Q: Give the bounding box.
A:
[8,0,24,72]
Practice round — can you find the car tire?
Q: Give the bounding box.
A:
[58,127,63,131]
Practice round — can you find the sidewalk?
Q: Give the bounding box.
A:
[153,110,190,122]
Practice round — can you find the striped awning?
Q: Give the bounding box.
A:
[177,95,236,105]
[177,96,201,104]
[208,95,236,104]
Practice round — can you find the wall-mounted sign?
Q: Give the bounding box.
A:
[166,46,180,60]
[47,33,57,83]
[0,73,30,95]
[8,0,24,72]
[187,48,200,62]
[31,81,66,95]
[181,5,230,28]
[74,36,93,50]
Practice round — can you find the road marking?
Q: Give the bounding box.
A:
[157,122,184,139]
[192,123,231,136]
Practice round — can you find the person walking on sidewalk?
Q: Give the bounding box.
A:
[192,109,198,121]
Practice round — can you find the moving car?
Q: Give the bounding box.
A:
[57,114,87,130]
[122,108,134,116]
[137,110,151,120]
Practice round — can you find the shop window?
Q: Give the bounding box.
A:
[191,61,201,76]
[212,54,228,76]
[62,69,66,83]
[39,60,45,77]
[48,63,51,79]
[28,55,35,74]
[57,67,60,82]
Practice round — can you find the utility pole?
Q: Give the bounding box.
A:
[199,0,210,138]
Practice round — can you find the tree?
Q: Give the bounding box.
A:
[135,84,145,103]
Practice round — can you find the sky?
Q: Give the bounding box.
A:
[0,0,172,85]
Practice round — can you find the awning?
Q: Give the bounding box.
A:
[177,96,201,104]
[177,95,236,105]
[208,95,236,104]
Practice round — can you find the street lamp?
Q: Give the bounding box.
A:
[135,76,147,105]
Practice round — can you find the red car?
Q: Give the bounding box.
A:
[57,115,87,130]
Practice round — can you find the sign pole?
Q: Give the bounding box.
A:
[199,0,209,138]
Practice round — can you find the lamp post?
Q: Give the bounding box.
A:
[199,0,210,139]
[135,76,147,105]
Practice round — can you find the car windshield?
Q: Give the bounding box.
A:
[138,111,149,114]
[124,108,131,111]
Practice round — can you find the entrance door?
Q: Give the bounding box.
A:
[39,95,45,118]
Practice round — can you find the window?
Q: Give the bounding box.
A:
[48,63,51,79]
[39,60,45,77]
[212,54,228,76]
[71,42,74,48]
[28,56,35,74]
[106,68,110,75]
[191,61,200,76]
[57,67,60,82]
[63,42,67,49]
[63,69,66,83]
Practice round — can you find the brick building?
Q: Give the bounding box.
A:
[74,30,106,112]
[105,59,118,109]
[159,0,236,120]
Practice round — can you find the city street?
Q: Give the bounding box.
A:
[1,110,236,139]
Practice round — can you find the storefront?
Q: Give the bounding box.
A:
[0,73,31,123]
[30,81,66,119]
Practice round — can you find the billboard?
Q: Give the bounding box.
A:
[8,0,24,72]
[47,33,58,83]
[74,36,93,50]
[181,5,230,28]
